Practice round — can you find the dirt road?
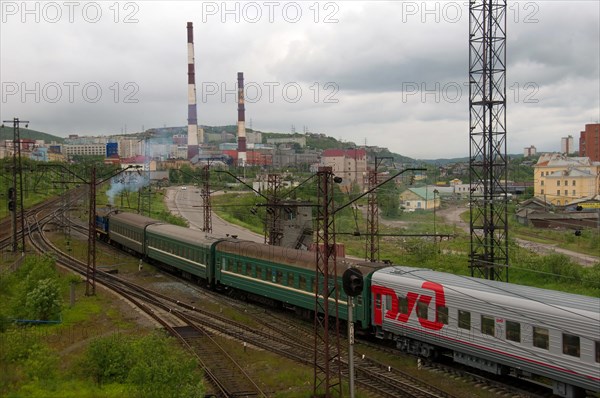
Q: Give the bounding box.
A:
[435,204,599,267]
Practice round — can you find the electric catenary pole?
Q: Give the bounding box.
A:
[313,166,342,397]
[468,0,509,281]
[265,173,283,246]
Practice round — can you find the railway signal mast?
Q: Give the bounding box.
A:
[2,118,28,253]
[468,0,509,281]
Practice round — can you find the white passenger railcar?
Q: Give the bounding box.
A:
[371,266,600,398]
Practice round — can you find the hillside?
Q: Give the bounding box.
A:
[1,123,417,163]
[0,125,64,144]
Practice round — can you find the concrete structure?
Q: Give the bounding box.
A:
[561,135,575,155]
[320,148,367,190]
[524,145,537,157]
[267,135,307,147]
[63,143,107,157]
[579,123,600,161]
[272,148,320,170]
[533,153,600,206]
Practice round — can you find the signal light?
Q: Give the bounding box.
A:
[343,268,364,297]
[7,187,15,212]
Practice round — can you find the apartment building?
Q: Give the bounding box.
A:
[533,153,600,206]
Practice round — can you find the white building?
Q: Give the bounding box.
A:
[561,135,575,155]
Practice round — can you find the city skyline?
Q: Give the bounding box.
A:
[1,1,599,159]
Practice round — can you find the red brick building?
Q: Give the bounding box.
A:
[579,123,600,161]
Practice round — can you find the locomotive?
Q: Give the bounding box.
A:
[97,211,600,398]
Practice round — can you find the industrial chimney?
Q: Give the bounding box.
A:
[186,22,200,160]
[237,72,247,166]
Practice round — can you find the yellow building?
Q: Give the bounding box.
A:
[533,154,600,206]
[399,187,441,211]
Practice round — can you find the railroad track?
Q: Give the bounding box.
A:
[28,213,267,398]
[20,202,540,397]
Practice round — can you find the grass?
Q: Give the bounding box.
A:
[212,194,599,297]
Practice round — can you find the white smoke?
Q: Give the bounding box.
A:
[106,171,149,205]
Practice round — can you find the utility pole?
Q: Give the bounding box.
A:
[265,173,283,245]
[366,156,393,262]
[313,167,424,397]
[201,164,212,233]
[86,165,97,296]
[3,118,29,253]
[40,163,140,295]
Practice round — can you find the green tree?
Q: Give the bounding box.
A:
[24,279,61,321]
[82,334,134,386]
[10,255,62,321]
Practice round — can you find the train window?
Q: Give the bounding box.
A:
[417,301,428,320]
[596,341,600,363]
[436,306,448,325]
[481,315,495,336]
[246,264,252,276]
[458,310,471,330]
[266,268,272,282]
[562,334,580,357]
[506,321,521,342]
[311,278,316,293]
[533,327,549,350]
[276,270,283,283]
[398,296,409,314]
[299,275,306,290]
[385,294,393,309]
[256,266,262,279]
[222,258,227,270]
[287,273,294,286]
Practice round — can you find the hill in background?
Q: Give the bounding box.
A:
[0,125,64,144]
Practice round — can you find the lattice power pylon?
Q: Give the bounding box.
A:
[201,164,212,233]
[468,0,509,281]
[313,166,342,397]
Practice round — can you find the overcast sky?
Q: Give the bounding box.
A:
[1,1,599,159]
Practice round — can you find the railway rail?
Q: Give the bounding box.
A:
[27,212,266,398]
[11,198,568,397]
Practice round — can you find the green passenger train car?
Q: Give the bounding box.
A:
[145,223,217,282]
[214,240,384,329]
[108,212,160,255]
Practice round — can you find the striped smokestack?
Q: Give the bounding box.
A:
[237,72,247,166]
[186,22,200,160]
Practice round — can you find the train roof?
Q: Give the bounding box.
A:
[146,223,220,247]
[373,266,600,315]
[216,240,387,276]
[109,211,161,227]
